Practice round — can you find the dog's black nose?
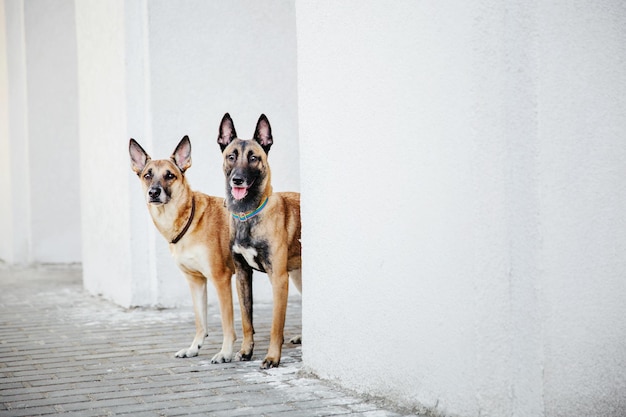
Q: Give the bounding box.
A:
[148,187,161,199]
[232,177,244,186]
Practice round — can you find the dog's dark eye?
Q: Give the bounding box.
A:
[165,171,176,180]
[144,170,152,180]
[249,155,258,162]
[227,154,236,162]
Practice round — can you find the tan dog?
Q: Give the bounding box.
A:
[129,136,236,363]
[217,113,302,369]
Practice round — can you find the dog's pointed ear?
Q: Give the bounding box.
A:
[172,135,192,173]
[217,113,237,152]
[129,138,151,175]
[253,114,273,154]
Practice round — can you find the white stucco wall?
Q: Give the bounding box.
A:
[1,0,31,265]
[0,0,81,265]
[75,0,136,306]
[537,3,626,416]
[76,0,298,306]
[297,1,626,416]
[0,0,14,263]
[24,0,81,264]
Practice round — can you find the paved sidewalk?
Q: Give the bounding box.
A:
[0,265,416,417]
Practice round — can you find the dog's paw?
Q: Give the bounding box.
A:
[175,346,199,358]
[210,351,233,364]
[289,335,302,344]
[261,356,280,369]
[234,350,253,361]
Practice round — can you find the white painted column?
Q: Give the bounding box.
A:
[1,0,81,265]
[536,2,626,416]
[23,0,81,263]
[75,0,154,307]
[1,0,32,265]
[0,1,8,262]
[297,1,626,416]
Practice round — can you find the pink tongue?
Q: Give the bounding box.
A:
[232,187,248,200]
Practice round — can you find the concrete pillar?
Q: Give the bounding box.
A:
[75,0,151,307]
[536,2,626,416]
[297,1,626,416]
[23,0,81,263]
[1,0,32,265]
[0,0,81,265]
[0,2,8,261]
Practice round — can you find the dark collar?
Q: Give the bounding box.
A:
[171,196,195,244]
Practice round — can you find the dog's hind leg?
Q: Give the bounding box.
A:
[287,268,302,345]
[209,272,237,363]
[176,273,207,358]
[289,268,302,294]
[262,270,290,369]
[234,262,255,361]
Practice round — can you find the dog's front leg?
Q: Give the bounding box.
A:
[234,262,255,361]
[176,273,207,358]
[210,272,237,363]
[262,270,290,369]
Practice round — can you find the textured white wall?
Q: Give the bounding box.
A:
[0,0,81,265]
[24,0,81,263]
[0,0,15,263]
[1,0,31,265]
[298,3,508,415]
[537,2,626,416]
[297,1,626,416]
[75,0,137,306]
[0,0,7,262]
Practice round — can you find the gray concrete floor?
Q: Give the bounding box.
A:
[0,265,417,417]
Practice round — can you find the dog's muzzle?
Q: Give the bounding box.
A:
[147,186,167,204]
[231,174,248,187]
[230,176,252,200]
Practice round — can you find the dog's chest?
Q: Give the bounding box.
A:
[171,244,210,277]
[231,221,270,272]
[232,244,261,270]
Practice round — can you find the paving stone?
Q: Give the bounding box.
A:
[0,266,418,416]
[0,391,46,403]
[0,405,59,416]
[212,403,297,417]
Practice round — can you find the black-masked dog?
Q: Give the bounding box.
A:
[129,137,236,363]
[217,113,302,369]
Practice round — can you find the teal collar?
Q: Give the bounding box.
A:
[232,196,268,222]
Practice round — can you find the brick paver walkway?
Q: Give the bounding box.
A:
[0,266,416,417]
